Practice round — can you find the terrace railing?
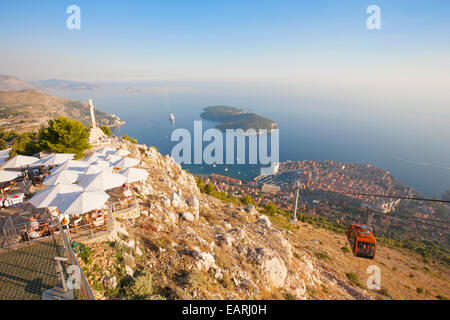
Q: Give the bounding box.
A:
[54,221,95,300]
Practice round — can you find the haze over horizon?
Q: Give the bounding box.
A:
[0,1,449,97]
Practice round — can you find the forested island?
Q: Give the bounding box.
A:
[200,106,277,132]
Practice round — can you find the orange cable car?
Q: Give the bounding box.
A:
[347,224,376,259]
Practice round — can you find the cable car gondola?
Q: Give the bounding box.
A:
[347,224,376,259]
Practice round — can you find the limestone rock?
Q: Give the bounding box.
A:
[171,190,185,208]
[261,256,287,288]
[216,232,234,247]
[102,275,117,290]
[180,211,195,222]
[256,215,271,229]
[193,250,216,272]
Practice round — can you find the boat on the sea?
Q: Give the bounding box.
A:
[169,113,175,123]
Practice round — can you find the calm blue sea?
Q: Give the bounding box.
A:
[55,82,450,198]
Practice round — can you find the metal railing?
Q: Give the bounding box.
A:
[55,221,95,300]
[1,216,54,249]
[1,208,117,250]
[109,193,140,217]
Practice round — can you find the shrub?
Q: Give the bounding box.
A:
[345,272,363,288]
[315,252,332,260]
[100,125,112,136]
[341,246,351,254]
[38,116,91,159]
[378,288,391,297]
[129,273,154,299]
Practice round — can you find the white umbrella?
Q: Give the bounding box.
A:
[0,148,11,158]
[35,154,75,166]
[105,155,122,164]
[28,184,83,208]
[0,171,22,183]
[49,190,110,216]
[83,165,112,175]
[91,159,113,170]
[77,171,126,191]
[50,160,90,175]
[0,156,7,166]
[96,147,116,154]
[2,155,39,168]
[111,149,130,157]
[84,153,107,164]
[119,168,149,183]
[113,157,139,169]
[43,170,82,186]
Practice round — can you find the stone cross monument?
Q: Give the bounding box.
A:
[88,99,110,146]
[89,98,97,128]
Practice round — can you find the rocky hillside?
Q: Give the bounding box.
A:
[0,89,123,132]
[0,75,35,91]
[78,141,450,300]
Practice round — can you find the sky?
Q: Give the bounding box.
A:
[0,0,449,100]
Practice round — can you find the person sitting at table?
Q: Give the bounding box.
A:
[28,229,41,239]
[29,217,39,229]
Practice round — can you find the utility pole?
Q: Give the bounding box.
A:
[362,204,375,232]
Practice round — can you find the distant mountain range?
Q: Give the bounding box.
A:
[0,74,99,92]
[0,89,123,133]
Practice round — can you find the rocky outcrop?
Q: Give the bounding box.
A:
[80,139,385,301]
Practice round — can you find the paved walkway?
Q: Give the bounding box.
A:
[0,238,62,300]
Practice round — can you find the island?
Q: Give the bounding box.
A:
[200,106,277,132]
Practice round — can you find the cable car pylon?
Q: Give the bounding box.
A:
[290,181,302,224]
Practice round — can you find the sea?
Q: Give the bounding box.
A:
[54,82,450,198]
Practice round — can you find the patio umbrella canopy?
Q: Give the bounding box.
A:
[35,154,75,166]
[91,159,113,170]
[83,165,113,175]
[113,157,139,169]
[0,171,22,183]
[111,149,130,157]
[77,171,126,191]
[105,155,122,165]
[2,155,39,168]
[49,190,110,216]
[43,170,82,186]
[84,153,107,164]
[0,148,11,158]
[28,184,83,208]
[96,146,116,155]
[50,160,90,175]
[119,168,149,183]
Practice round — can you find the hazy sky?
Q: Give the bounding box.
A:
[1,0,449,99]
